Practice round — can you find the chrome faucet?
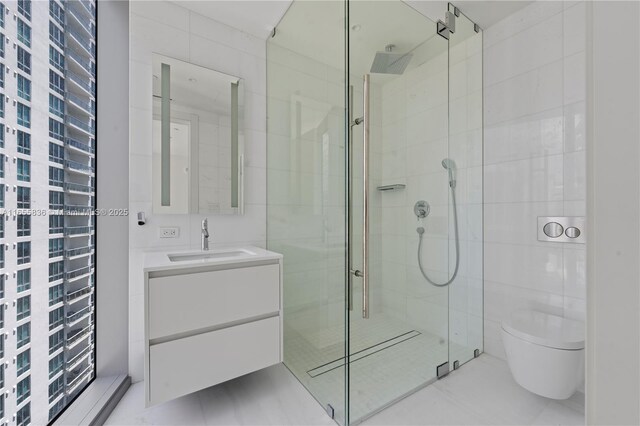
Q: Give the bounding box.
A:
[201,218,210,251]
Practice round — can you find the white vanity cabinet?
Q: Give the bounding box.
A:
[143,248,283,406]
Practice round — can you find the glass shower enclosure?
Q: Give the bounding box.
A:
[266,2,483,424]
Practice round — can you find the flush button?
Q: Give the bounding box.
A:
[543,222,564,238]
[565,227,581,238]
[538,216,585,244]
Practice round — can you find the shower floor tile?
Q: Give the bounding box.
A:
[284,311,475,424]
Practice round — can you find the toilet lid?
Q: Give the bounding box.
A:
[501,310,585,350]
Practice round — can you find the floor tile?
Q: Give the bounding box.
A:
[531,402,585,426]
[107,355,585,426]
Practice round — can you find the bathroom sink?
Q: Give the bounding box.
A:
[167,248,256,262]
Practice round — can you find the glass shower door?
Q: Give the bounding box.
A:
[347,1,451,423]
[446,4,484,369]
[266,1,349,424]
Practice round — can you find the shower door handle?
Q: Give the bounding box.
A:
[362,74,370,319]
[348,85,354,312]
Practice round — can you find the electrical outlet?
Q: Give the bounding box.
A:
[159,227,179,238]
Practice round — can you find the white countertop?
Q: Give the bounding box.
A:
[143,245,282,273]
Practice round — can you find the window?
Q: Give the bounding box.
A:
[50,399,64,421]
[0,184,4,208]
[16,349,30,376]
[8,1,98,415]
[49,261,63,282]
[0,306,3,328]
[17,296,30,321]
[49,307,64,330]
[0,367,3,390]
[17,18,31,47]
[0,215,3,239]
[17,46,31,74]
[50,215,64,234]
[49,283,63,305]
[0,393,3,421]
[17,323,30,348]
[50,69,65,95]
[49,94,64,117]
[17,0,31,21]
[17,241,30,264]
[0,336,3,357]
[17,376,30,404]
[17,269,30,292]
[0,63,4,88]
[0,123,4,147]
[17,75,31,101]
[0,94,4,118]
[0,248,4,269]
[0,275,4,298]
[49,237,64,257]
[17,186,31,208]
[16,402,30,426]
[17,103,31,128]
[49,166,64,186]
[0,154,4,177]
[17,215,30,237]
[50,21,64,49]
[49,142,64,164]
[0,33,4,58]
[17,131,30,154]
[50,0,65,26]
[49,375,63,403]
[49,46,65,72]
[49,118,65,140]
[17,159,30,182]
[49,352,64,378]
[0,3,4,27]
[49,329,64,354]
[49,191,64,210]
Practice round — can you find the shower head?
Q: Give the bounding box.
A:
[370,44,413,75]
[441,158,456,170]
[442,158,456,188]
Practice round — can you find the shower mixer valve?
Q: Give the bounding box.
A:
[414,200,430,219]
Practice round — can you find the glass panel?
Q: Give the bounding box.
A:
[3,2,97,424]
[266,1,348,424]
[447,4,484,366]
[348,1,449,422]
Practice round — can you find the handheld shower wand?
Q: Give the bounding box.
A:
[416,158,460,287]
[442,158,456,188]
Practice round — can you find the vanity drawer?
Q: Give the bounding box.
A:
[149,316,280,405]
[148,263,279,340]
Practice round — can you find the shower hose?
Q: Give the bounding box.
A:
[417,183,460,287]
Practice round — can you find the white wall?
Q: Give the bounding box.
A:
[128,0,267,382]
[97,0,130,379]
[586,1,640,424]
[482,1,587,359]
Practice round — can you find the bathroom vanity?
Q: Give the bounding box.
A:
[143,247,283,406]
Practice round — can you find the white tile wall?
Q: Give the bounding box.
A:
[128,1,268,382]
[483,1,587,360]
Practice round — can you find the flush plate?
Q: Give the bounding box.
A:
[537,217,586,244]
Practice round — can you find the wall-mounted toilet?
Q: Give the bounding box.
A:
[502,310,585,400]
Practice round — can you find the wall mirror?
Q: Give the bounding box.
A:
[151,54,244,215]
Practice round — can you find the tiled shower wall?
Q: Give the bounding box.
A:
[483,1,587,359]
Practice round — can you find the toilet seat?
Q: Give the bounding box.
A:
[501,310,584,350]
